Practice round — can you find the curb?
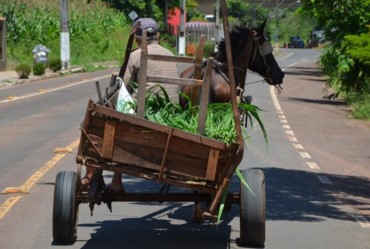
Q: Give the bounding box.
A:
[0,67,87,89]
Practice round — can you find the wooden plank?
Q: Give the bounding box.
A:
[112,145,161,171]
[92,104,231,150]
[147,75,202,86]
[194,35,206,79]
[87,136,209,179]
[85,159,217,193]
[191,35,206,107]
[81,130,104,160]
[113,137,210,177]
[158,128,173,180]
[89,133,211,179]
[118,21,141,78]
[205,148,219,181]
[209,177,230,214]
[148,54,195,64]
[112,121,222,161]
[76,99,94,162]
[137,31,148,118]
[102,120,116,159]
[198,58,214,135]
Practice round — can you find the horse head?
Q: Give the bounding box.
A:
[179,21,284,107]
[214,21,284,87]
[250,20,285,86]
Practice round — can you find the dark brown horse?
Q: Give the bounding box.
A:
[180,21,284,106]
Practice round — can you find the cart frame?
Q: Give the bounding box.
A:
[53,1,266,246]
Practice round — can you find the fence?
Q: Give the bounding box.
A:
[167,22,224,56]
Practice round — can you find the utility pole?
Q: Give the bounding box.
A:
[60,0,70,70]
[275,0,279,47]
[215,0,220,51]
[252,0,256,26]
[179,0,186,56]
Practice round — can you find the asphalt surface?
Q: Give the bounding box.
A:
[0,48,369,249]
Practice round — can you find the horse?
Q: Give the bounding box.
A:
[179,21,284,106]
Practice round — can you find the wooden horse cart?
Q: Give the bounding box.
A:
[52,1,266,247]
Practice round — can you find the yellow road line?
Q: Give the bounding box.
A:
[0,196,22,220]
[21,139,80,192]
[0,139,80,220]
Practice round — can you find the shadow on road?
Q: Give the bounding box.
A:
[78,203,235,249]
[264,167,370,222]
[61,167,370,248]
[283,66,324,77]
[287,97,347,106]
[75,175,238,249]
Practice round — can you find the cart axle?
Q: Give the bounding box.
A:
[77,192,240,204]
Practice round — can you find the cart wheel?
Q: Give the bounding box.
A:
[53,171,79,244]
[239,168,265,247]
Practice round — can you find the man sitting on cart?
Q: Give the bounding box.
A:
[82,17,179,193]
[124,17,179,102]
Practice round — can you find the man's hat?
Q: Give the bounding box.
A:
[134,18,158,38]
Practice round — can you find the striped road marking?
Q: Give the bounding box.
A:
[272,62,368,230]
[0,140,79,220]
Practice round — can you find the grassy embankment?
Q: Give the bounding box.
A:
[1,1,134,70]
[1,1,368,119]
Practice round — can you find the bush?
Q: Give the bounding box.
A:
[15,63,31,79]
[204,42,216,58]
[33,62,46,76]
[49,58,62,72]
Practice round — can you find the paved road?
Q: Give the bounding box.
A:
[0,49,369,249]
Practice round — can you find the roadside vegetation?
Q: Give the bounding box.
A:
[301,0,370,120]
[1,0,369,119]
[0,0,129,69]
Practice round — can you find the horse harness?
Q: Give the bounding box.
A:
[214,34,282,98]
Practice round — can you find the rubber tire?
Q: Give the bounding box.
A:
[239,168,266,247]
[53,171,78,244]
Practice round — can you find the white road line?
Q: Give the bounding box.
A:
[299,152,312,159]
[273,57,368,230]
[280,119,288,124]
[307,161,320,170]
[0,74,110,104]
[280,52,294,61]
[352,214,370,228]
[288,136,298,142]
[317,175,332,184]
[284,62,298,69]
[292,143,304,149]
[285,130,294,135]
[270,86,283,112]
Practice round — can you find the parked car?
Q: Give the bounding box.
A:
[288,36,305,48]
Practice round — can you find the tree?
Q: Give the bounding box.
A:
[301,0,370,118]
[301,0,370,47]
[103,0,164,24]
[227,0,268,27]
[103,1,184,22]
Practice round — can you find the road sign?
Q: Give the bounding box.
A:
[128,11,138,22]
